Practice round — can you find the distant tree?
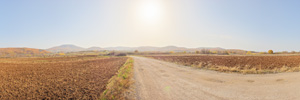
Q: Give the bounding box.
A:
[115,53,127,56]
[231,51,236,54]
[207,50,211,54]
[134,50,138,53]
[103,50,109,54]
[195,51,200,54]
[107,51,115,56]
[211,51,218,54]
[246,51,252,55]
[200,49,206,54]
[170,51,175,54]
[268,50,273,54]
[259,52,266,54]
[201,49,210,54]
[183,51,187,54]
[282,51,288,54]
[224,51,229,55]
[58,53,65,56]
[291,51,296,54]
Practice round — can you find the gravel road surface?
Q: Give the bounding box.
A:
[132,56,300,100]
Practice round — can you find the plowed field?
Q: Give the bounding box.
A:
[0,56,127,99]
[147,55,300,73]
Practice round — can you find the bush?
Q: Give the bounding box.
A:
[282,51,288,54]
[268,50,273,54]
[115,53,127,56]
[134,50,138,53]
[106,52,127,56]
[58,53,65,56]
[223,51,229,55]
[259,52,266,54]
[246,51,252,55]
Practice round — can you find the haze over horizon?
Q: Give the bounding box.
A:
[1,0,300,52]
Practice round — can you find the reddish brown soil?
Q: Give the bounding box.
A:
[0,56,127,100]
[147,55,300,69]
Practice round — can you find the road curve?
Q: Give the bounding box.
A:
[132,56,300,100]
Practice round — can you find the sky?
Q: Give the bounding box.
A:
[1,0,300,51]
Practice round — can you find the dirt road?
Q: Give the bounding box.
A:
[132,56,300,100]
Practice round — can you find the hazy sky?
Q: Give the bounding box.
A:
[1,0,300,51]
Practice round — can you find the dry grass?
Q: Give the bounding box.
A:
[101,58,134,100]
[191,63,300,74]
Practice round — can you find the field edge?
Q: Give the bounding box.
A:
[100,57,135,100]
[145,56,300,74]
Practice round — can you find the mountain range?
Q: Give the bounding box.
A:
[45,44,238,53]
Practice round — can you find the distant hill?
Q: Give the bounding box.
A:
[0,48,50,57]
[47,45,86,52]
[47,45,102,52]
[103,46,246,54]
[86,47,102,51]
[104,46,133,51]
[196,47,225,51]
[46,44,246,53]
[103,46,190,52]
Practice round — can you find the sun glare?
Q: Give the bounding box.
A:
[139,1,162,23]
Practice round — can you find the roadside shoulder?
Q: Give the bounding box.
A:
[101,57,135,100]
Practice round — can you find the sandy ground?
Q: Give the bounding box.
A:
[132,56,300,100]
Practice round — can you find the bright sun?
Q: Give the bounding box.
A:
[139,1,162,23]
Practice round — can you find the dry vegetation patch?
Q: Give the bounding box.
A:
[147,55,300,74]
[0,56,127,99]
[101,58,134,100]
